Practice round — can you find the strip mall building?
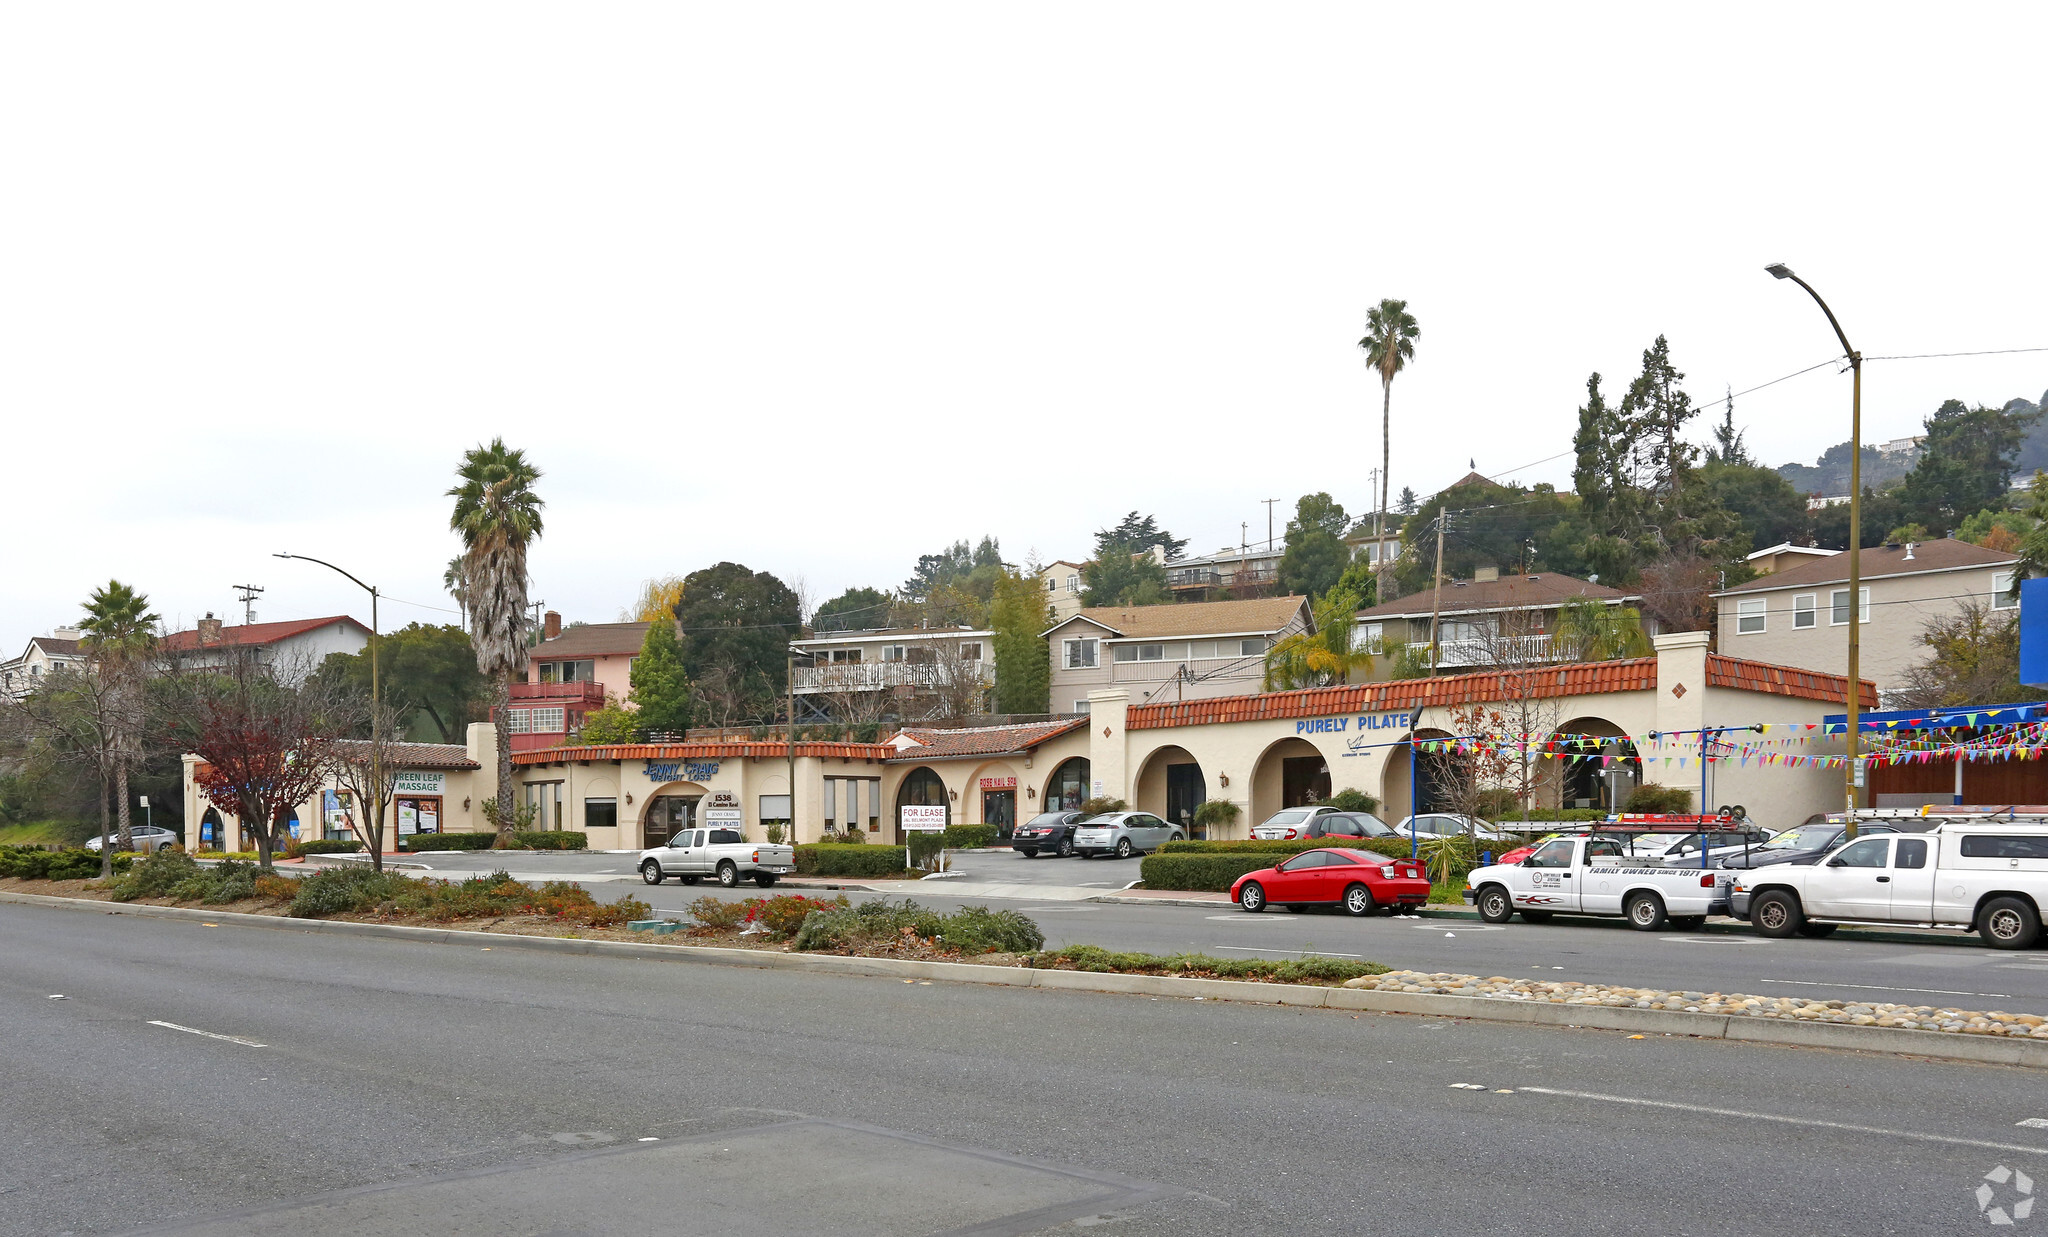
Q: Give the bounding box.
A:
[186,633,1874,852]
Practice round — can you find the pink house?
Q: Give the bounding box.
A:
[497,613,651,751]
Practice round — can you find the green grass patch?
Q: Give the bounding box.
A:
[1026,944,1388,985]
[0,821,83,847]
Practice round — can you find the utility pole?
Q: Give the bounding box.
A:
[786,645,797,843]
[1427,510,1450,676]
[232,584,263,625]
[1262,499,1280,553]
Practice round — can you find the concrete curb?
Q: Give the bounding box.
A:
[7,889,2044,1069]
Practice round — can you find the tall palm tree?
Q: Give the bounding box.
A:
[448,439,545,835]
[1357,298,1421,560]
[79,580,159,854]
[443,556,469,628]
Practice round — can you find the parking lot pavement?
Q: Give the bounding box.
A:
[347,845,1151,892]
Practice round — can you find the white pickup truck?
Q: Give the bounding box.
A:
[1732,821,2048,949]
[1464,835,1733,930]
[638,827,795,889]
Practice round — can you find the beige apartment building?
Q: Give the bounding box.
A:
[1713,539,2018,698]
[790,625,995,722]
[1354,570,1650,677]
[1035,561,1088,624]
[1043,596,1311,714]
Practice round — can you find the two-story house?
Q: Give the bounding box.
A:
[1165,547,1285,602]
[1035,561,1088,624]
[790,625,995,722]
[502,613,651,750]
[1712,538,2019,698]
[159,614,372,685]
[1043,596,1312,712]
[1,628,84,699]
[1354,570,1650,674]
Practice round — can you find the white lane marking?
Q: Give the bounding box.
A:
[1414,924,1505,932]
[1203,914,1299,922]
[1521,1086,2048,1157]
[1660,936,1772,945]
[2020,1119,2048,1130]
[1212,946,1369,958]
[148,1020,266,1048]
[1758,978,2014,1000]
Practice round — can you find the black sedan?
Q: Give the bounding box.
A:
[1715,821,1898,869]
[1012,811,1088,858]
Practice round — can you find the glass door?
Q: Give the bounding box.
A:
[643,795,698,847]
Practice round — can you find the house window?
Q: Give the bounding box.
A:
[537,660,594,684]
[1830,587,1870,626]
[883,645,906,662]
[1075,700,1092,714]
[1362,622,1384,651]
[1995,571,2020,610]
[1239,638,1265,656]
[958,642,983,661]
[1736,598,1766,635]
[1113,645,1137,662]
[531,707,567,733]
[1066,575,1080,593]
[1138,643,1164,661]
[505,708,532,734]
[1793,594,1817,629]
[1064,638,1098,669]
[828,648,862,663]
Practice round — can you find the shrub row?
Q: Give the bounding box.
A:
[1137,853,1277,892]
[285,866,648,925]
[790,898,1044,955]
[1158,838,1412,858]
[687,892,851,936]
[105,853,292,904]
[1026,944,1388,984]
[0,846,128,880]
[793,844,916,878]
[400,832,496,851]
[943,824,998,850]
[290,840,363,856]
[513,831,587,850]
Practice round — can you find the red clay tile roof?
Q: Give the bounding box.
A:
[1715,538,2015,595]
[1704,654,1876,707]
[1357,573,1632,620]
[513,740,890,765]
[160,615,371,652]
[531,622,652,659]
[332,739,480,770]
[886,718,1090,762]
[1126,660,1661,729]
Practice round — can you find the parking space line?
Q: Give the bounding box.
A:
[1520,1086,2048,1156]
[148,1020,266,1048]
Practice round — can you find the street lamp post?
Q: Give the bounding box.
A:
[1765,263,1864,836]
[276,553,381,846]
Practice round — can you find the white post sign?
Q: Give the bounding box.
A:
[899,805,946,832]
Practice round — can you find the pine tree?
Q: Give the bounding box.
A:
[989,571,1050,713]
[629,621,692,734]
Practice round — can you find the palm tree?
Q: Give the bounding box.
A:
[1357,298,1420,558]
[1262,590,1377,690]
[78,580,159,855]
[448,439,545,836]
[1552,596,1651,662]
[443,556,470,628]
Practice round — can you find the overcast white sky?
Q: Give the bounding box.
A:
[5,4,2046,648]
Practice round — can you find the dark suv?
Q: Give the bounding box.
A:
[1011,811,1088,858]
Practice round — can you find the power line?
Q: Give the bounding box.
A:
[1865,346,2048,362]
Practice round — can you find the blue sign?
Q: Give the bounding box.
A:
[1295,711,1411,737]
[646,760,721,784]
[646,762,679,783]
[2022,578,2048,688]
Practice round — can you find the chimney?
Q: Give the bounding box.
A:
[52,626,80,641]
[1474,566,1500,583]
[198,613,223,646]
[543,610,562,640]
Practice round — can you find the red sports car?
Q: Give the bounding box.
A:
[1231,848,1431,915]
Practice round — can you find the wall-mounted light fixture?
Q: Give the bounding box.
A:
[948,789,958,802]
[463,797,471,811]
[1026,787,1035,801]
[1218,774,1230,788]
[625,792,634,805]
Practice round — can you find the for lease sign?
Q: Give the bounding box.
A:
[900,805,946,832]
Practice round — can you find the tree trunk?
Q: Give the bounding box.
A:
[97,774,112,879]
[254,809,276,871]
[115,756,134,853]
[1379,376,1393,579]
[494,680,515,841]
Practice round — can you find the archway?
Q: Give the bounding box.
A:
[1134,745,1207,834]
[965,760,1021,838]
[1551,718,1642,811]
[894,766,950,842]
[198,807,225,853]
[1380,729,1460,821]
[640,781,708,849]
[1041,757,1090,813]
[1250,738,1332,826]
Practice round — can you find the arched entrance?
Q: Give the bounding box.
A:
[1552,718,1641,811]
[198,807,225,852]
[1134,746,1207,834]
[967,761,1020,839]
[641,782,708,848]
[1380,729,1459,819]
[894,766,950,842]
[1250,738,1332,826]
[1042,757,1090,812]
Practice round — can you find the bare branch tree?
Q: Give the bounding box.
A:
[330,700,406,871]
[2,666,121,875]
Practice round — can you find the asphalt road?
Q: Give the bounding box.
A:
[373,850,2048,1018]
[8,899,2048,1236]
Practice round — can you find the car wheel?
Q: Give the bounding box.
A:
[1796,922,1837,938]
[716,861,739,888]
[1238,881,1266,912]
[1017,849,1037,859]
[1750,890,1803,938]
[1115,838,1133,859]
[1475,884,1513,924]
[680,875,700,886]
[1169,832,1184,843]
[1518,910,1554,924]
[1342,883,1376,917]
[1980,896,2043,950]
[641,861,664,885]
[1056,838,1074,858]
[753,874,779,889]
[1625,892,1667,931]
[1670,915,1707,931]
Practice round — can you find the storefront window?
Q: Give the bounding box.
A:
[585,797,617,831]
[1045,758,1090,812]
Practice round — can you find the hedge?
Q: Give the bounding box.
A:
[292,840,363,856]
[513,831,587,851]
[794,844,917,878]
[401,832,496,851]
[1159,838,1414,860]
[0,846,130,880]
[1138,853,1278,893]
[943,824,998,849]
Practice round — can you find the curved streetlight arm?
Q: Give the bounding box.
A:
[1766,265,1856,360]
[274,552,376,599]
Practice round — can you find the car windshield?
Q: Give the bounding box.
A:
[1264,809,1311,826]
[1760,825,1836,851]
[1075,814,1118,825]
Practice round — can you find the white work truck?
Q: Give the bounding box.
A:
[637,827,796,889]
[1464,834,1732,930]
[1732,818,2048,949]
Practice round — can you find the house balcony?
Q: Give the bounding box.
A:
[1410,633,1581,669]
[511,680,607,703]
[794,661,992,694]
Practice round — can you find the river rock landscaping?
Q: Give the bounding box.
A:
[1344,969,2048,1038]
